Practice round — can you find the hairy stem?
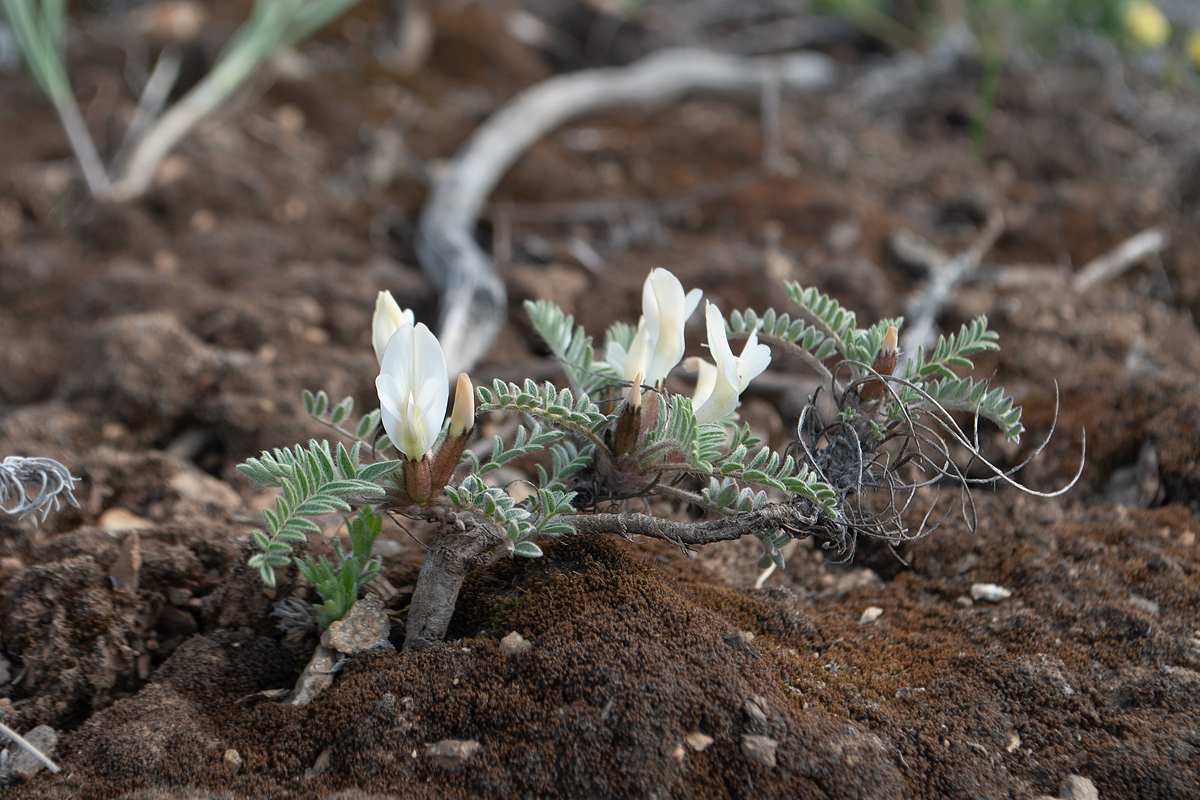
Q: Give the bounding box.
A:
[567,502,829,545]
[403,520,501,651]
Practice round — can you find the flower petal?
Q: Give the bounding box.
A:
[735,328,772,391]
[376,322,449,459]
[694,302,741,423]
[643,268,702,386]
[641,271,664,342]
[604,340,629,380]
[704,300,736,366]
[685,356,717,409]
[623,321,651,383]
[378,403,402,448]
[375,372,405,420]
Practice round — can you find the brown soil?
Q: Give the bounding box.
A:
[2,2,1199,798]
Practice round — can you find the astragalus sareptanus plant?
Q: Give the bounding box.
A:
[238,267,1080,651]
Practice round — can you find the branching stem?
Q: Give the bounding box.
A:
[566,503,826,545]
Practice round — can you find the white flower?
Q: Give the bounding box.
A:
[684,356,718,408]
[693,302,772,424]
[605,269,702,386]
[376,322,449,460]
[606,319,651,384]
[372,291,415,365]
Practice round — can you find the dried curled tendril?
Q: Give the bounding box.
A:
[790,366,1082,565]
[0,456,80,522]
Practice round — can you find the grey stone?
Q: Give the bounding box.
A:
[425,739,481,771]
[289,644,338,707]
[500,631,532,655]
[1060,774,1099,800]
[741,734,778,768]
[2,725,59,781]
[322,594,394,656]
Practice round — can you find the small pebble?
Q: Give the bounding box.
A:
[425,739,480,771]
[1060,774,1099,800]
[860,606,883,624]
[98,508,155,531]
[304,747,330,780]
[500,631,532,655]
[0,557,24,580]
[166,587,193,606]
[1128,594,1159,615]
[157,606,198,637]
[743,695,769,727]
[322,594,394,655]
[685,731,714,752]
[970,583,1012,602]
[2,725,58,781]
[723,630,761,658]
[741,734,778,768]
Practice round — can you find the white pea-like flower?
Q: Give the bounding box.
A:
[684,356,718,409]
[376,322,449,460]
[372,291,415,365]
[693,302,772,424]
[606,269,702,386]
[608,319,652,385]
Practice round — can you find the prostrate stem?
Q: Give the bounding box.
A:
[567,502,831,545]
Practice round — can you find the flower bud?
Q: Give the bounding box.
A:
[448,373,475,438]
[431,374,475,490]
[372,291,415,365]
[860,325,899,403]
[612,372,644,456]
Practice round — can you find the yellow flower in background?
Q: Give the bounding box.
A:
[1187,30,1200,69]
[1124,1,1171,49]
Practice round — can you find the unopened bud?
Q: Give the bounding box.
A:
[860,325,899,403]
[612,372,644,456]
[449,373,475,438]
[626,374,643,410]
[430,373,475,492]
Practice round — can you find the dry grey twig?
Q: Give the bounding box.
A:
[0,456,79,522]
[419,47,836,375]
